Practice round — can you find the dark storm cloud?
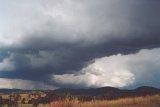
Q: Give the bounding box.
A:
[0,0,160,89]
[1,34,160,85]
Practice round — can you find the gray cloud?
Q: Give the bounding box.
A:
[0,54,15,71]
[0,78,56,90]
[0,0,160,89]
[53,48,160,88]
[1,0,160,47]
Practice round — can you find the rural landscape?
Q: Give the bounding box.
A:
[0,86,160,107]
[1,0,160,107]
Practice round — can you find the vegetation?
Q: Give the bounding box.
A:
[0,87,160,107]
[50,95,160,107]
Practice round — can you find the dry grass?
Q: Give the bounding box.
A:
[1,95,159,107]
[50,95,160,107]
[0,92,46,99]
[2,104,49,107]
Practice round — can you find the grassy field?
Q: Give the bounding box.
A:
[50,95,160,107]
[1,95,160,107]
[1,104,49,107]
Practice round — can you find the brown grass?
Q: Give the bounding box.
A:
[50,95,160,107]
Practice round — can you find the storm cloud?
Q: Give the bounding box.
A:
[0,0,160,89]
[53,48,160,88]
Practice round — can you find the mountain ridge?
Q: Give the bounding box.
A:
[0,86,159,94]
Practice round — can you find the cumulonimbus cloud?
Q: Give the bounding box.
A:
[53,48,160,88]
[0,0,160,89]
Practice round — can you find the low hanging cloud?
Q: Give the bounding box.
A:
[0,78,56,90]
[0,54,15,71]
[53,48,160,88]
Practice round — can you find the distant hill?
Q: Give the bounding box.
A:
[135,86,159,92]
[0,89,33,94]
[48,86,160,100]
[52,86,120,96]
[0,86,159,100]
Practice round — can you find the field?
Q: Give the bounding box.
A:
[49,95,160,107]
[0,95,160,107]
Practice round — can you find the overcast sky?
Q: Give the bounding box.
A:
[0,0,160,89]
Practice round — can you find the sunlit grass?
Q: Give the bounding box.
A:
[2,104,49,107]
[1,95,159,107]
[50,95,160,107]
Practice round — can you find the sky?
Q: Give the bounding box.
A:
[0,0,160,90]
